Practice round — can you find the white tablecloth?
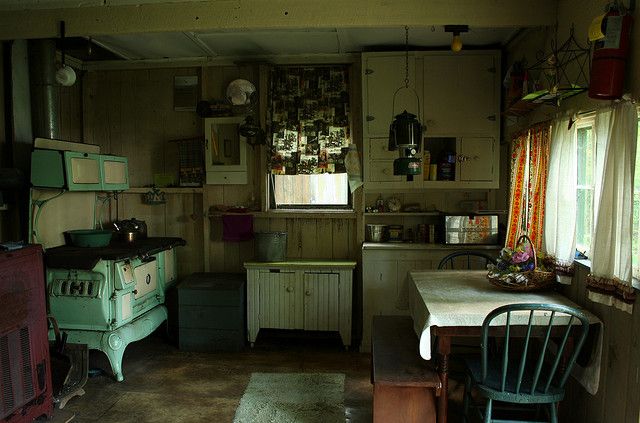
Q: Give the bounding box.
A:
[407,270,603,395]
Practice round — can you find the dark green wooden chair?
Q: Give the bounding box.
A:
[463,303,590,423]
[438,251,496,270]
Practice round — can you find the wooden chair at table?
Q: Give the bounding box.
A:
[462,303,590,423]
[437,251,496,270]
[437,250,498,383]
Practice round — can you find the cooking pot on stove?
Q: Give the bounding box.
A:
[113,218,147,242]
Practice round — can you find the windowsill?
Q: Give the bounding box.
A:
[574,258,640,291]
[208,210,357,219]
[261,210,357,219]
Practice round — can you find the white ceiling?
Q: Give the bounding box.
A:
[0,0,532,62]
[87,26,518,62]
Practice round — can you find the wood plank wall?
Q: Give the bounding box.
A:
[81,62,362,277]
[83,67,205,277]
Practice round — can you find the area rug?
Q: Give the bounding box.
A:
[233,373,345,423]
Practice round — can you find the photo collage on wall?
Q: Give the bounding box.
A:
[269,66,350,175]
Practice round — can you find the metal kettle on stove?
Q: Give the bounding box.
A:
[113,218,147,242]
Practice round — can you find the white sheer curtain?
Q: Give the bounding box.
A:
[544,115,577,284]
[587,101,638,313]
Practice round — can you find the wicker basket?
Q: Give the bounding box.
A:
[487,235,556,292]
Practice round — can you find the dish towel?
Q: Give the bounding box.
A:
[222,214,254,241]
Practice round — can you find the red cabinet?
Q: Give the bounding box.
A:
[0,245,53,422]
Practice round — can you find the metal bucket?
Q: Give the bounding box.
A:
[365,224,388,242]
[255,232,287,262]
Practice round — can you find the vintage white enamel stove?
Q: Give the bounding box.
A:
[44,238,184,381]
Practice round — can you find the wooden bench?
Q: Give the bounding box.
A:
[372,315,442,423]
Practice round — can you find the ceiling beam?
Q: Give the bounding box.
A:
[0,0,557,40]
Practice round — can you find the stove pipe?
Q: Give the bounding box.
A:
[28,39,60,140]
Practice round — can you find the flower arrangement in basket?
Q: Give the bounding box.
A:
[487,235,556,291]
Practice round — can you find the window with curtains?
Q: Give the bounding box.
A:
[577,110,640,280]
[267,65,352,210]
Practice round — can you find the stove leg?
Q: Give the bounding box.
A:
[102,333,126,382]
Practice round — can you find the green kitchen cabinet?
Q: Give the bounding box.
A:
[100,155,130,191]
[63,151,103,191]
[31,149,129,191]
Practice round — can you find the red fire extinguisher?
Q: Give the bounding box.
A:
[589,4,634,99]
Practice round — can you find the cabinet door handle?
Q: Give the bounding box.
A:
[286,286,293,293]
[305,290,311,296]
[486,115,496,121]
[366,115,375,122]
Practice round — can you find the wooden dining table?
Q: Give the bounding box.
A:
[407,270,603,423]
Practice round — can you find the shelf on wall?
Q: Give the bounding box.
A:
[504,86,587,117]
[125,187,203,194]
[503,25,590,117]
[364,212,441,216]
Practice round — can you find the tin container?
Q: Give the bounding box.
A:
[388,225,404,242]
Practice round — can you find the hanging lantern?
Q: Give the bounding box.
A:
[388,26,423,181]
[389,110,422,177]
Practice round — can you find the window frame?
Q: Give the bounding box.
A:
[267,173,353,211]
[575,116,596,256]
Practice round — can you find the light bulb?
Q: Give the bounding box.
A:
[451,34,463,52]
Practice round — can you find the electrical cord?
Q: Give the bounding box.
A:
[31,190,65,244]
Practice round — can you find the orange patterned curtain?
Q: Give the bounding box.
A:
[506,132,529,249]
[506,123,551,249]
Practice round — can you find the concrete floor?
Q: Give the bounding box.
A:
[62,330,374,423]
[61,329,470,423]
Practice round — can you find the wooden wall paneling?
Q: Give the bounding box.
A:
[268,217,287,233]
[332,219,350,259]
[604,307,632,423]
[624,302,640,423]
[253,217,269,233]
[116,192,166,236]
[165,192,204,276]
[223,242,241,272]
[302,218,326,258]
[561,264,609,423]
[82,71,97,146]
[114,71,137,158]
[84,71,111,152]
[103,73,124,156]
[58,82,83,143]
[286,218,303,258]
[130,70,168,186]
[204,185,224,272]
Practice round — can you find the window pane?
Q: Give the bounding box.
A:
[577,127,594,186]
[576,188,593,253]
[633,117,640,277]
[272,174,349,207]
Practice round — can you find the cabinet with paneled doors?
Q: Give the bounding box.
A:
[245,261,355,348]
[361,51,500,191]
[204,116,248,185]
[360,244,500,351]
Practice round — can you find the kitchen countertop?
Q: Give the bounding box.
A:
[362,242,502,250]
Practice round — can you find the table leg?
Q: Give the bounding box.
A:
[436,336,452,423]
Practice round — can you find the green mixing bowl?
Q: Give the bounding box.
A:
[67,229,113,248]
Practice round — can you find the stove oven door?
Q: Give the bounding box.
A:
[128,256,164,319]
[133,258,158,299]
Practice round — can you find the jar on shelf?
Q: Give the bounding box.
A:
[438,151,456,181]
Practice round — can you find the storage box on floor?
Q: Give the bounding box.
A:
[177,273,246,351]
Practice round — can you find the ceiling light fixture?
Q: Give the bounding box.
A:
[444,25,469,53]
